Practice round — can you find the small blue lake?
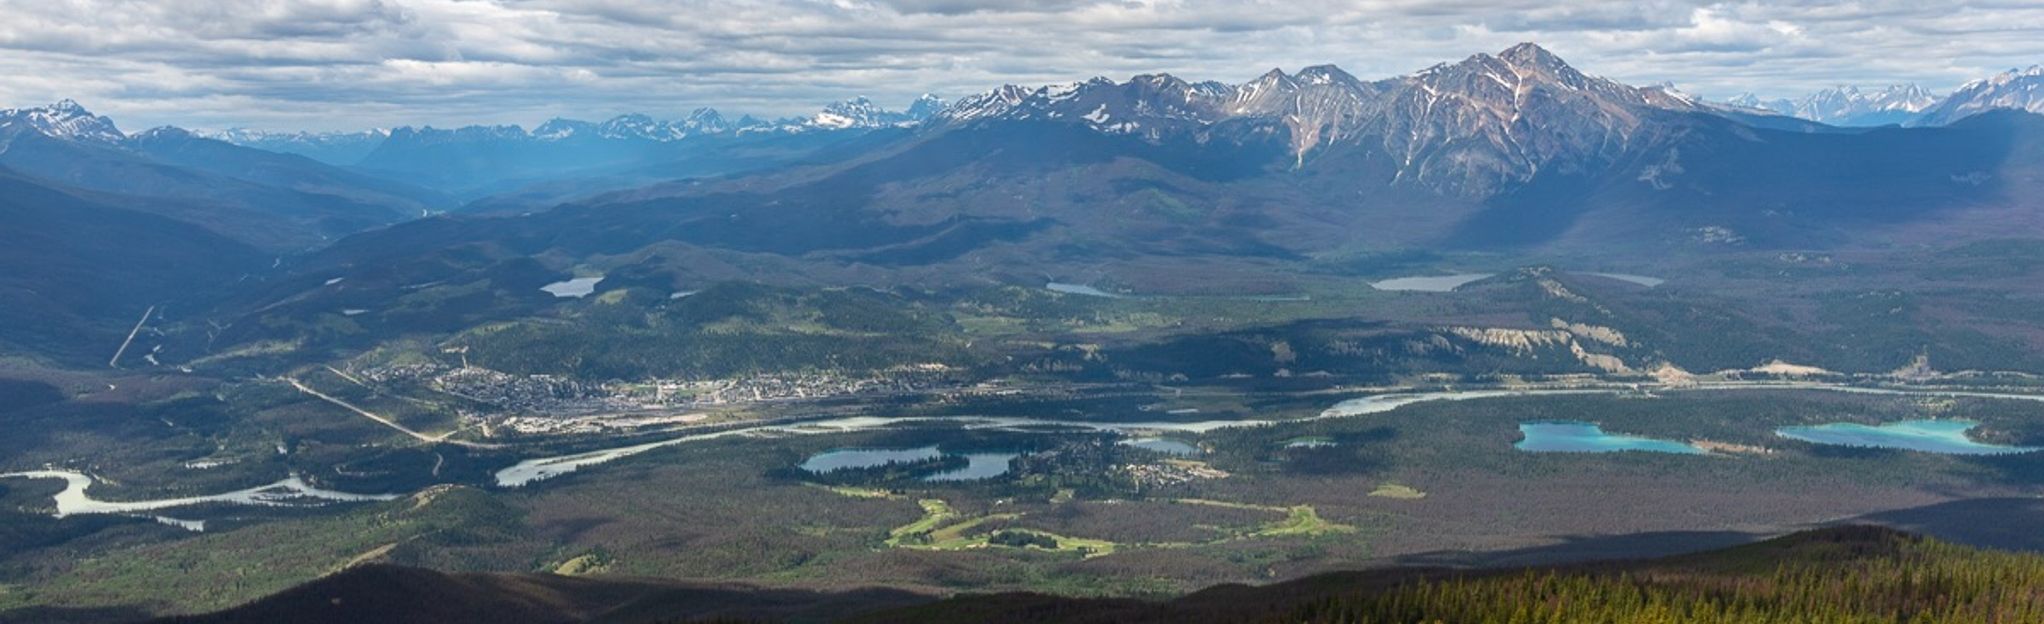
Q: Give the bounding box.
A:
[1579,272,1666,287]
[799,447,1021,481]
[1369,273,1493,292]
[540,276,604,298]
[798,447,942,473]
[924,452,1021,482]
[1776,419,2039,455]
[1515,421,1705,455]
[1046,282,1131,299]
[1120,438,1200,456]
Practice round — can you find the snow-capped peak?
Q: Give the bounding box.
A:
[1969,64,2044,90]
[1498,42,1569,72]
[201,127,393,143]
[132,125,196,141]
[532,118,595,140]
[0,99,126,144]
[1725,93,1793,115]
[685,107,728,128]
[807,95,935,129]
[906,94,948,121]
[1296,65,1358,87]
[1919,65,2044,126]
[812,96,889,128]
[1721,84,1940,126]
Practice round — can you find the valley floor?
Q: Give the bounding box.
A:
[9,372,2044,621]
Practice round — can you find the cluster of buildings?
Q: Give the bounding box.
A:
[350,362,966,436]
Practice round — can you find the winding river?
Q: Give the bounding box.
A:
[0,470,399,529]
[495,381,2044,487]
[12,380,2044,521]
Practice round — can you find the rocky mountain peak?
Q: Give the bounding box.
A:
[1295,65,1360,87]
[532,118,596,140]
[906,94,948,120]
[1498,42,1568,72]
[596,113,677,141]
[1915,66,2044,126]
[0,99,127,144]
[1230,68,1300,112]
[812,96,923,129]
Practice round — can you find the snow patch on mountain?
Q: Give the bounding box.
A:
[1728,85,1940,126]
[808,95,945,129]
[0,100,126,144]
[1917,66,2044,126]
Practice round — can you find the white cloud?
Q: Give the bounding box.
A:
[0,0,2036,131]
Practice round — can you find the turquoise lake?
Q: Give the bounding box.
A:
[1515,421,1705,454]
[1776,419,2039,455]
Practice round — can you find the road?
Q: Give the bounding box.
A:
[285,377,503,449]
[107,305,154,368]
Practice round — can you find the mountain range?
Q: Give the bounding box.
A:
[198,128,393,165]
[0,101,450,250]
[6,43,2044,368]
[201,95,945,165]
[1918,65,2044,126]
[934,43,1774,197]
[1727,65,2044,127]
[1728,84,1942,126]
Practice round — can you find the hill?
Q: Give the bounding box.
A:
[0,169,265,363]
[0,102,453,251]
[158,526,2044,624]
[154,565,928,624]
[855,526,2039,623]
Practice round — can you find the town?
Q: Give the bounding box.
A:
[354,361,967,435]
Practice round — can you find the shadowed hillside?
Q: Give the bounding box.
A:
[160,527,2044,624]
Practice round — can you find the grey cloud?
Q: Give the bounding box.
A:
[0,0,2036,131]
[196,0,417,38]
[866,0,1099,16]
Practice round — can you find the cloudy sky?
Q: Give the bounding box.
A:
[3,0,2041,132]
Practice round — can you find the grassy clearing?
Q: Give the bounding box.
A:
[955,314,1027,335]
[885,499,960,547]
[811,483,902,500]
[878,495,1352,562]
[1171,499,1357,538]
[1034,531,1116,557]
[923,513,1023,549]
[1368,483,1427,499]
[1066,312,1177,334]
[552,553,608,576]
[883,498,1117,557]
[1257,506,1355,537]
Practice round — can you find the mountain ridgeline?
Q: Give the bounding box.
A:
[226,46,2042,321]
[1729,84,1943,126]
[5,43,2044,369]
